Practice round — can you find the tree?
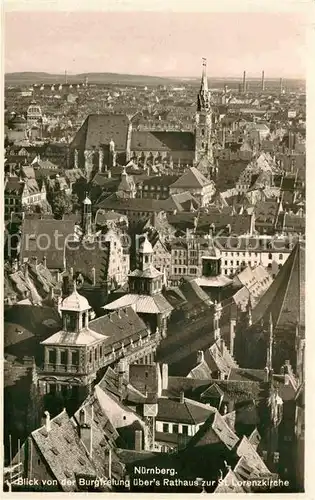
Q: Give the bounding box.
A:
[51,191,73,219]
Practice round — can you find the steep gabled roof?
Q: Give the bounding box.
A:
[170,167,212,189]
[252,242,305,330]
[71,114,129,150]
[31,410,98,491]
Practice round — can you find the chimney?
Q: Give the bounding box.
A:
[91,267,96,286]
[229,318,236,355]
[134,430,143,451]
[284,373,290,386]
[70,267,74,278]
[180,391,185,404]
[219,338,225,353]
[107,170,112,179]
[261,70,265,91]
[197,350,204,364]
[79,408,93,457]
[44,411,51,433]
[161,363,168,390]
[107,448,112,480]
[242,70,246,93]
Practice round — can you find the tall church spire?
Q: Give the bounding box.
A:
[195,58,212,166]
[197,58,211,112]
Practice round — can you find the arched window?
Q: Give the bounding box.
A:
[279,253,283,260]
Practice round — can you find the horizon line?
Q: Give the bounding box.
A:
[5,70,306,81]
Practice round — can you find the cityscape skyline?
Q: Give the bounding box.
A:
[5,11,307,78]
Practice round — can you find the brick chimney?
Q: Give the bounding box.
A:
[197,350,204,364]
[79,408,93,457]
[44,411,51,433]
[134,430,143,451]
[180,391,185,404]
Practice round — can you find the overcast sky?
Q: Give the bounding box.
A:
[5,11,307,78]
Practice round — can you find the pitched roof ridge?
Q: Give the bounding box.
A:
[274,242,298,327]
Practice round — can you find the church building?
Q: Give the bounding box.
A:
[70,59,214,178]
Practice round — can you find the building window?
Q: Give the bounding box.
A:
[279,253,283,260]
[60,350,67,365]
[182,425,188,435]
[163,423,169,433]
[48,349,56,364]
[173,424,179,433]
[268,253,272,260]
[201,128,205,136]
[224,260,228,265]
[71,351,79,366]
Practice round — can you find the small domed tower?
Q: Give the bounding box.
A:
[138,234,154,271]
[60,281,91,332]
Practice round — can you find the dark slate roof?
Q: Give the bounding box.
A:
[71,114,129,150]
[251,242,305,330]
[19,218,77,269]
[89,307,148,351]
[139,175,180,187]
[96,193,168,213]
[65,241,110,285]
[5,177,24,195]
[4,304,61,351]
[130,131,195,152]
[129,364,159,400]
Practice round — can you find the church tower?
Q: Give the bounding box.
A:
[195,58,213,165]
[82,194,92,237]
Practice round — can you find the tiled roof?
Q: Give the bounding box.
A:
[4,304,61,353]
[96,193,167,213]
[170,167,212,189]
[167,212,252,235]
[71,114,129,150]
[128,266,162,279]
[90,306,148,347]
[31,410,99,491]
[251,242,305,329]
[157,396,216,424]
[129,364,159,399]
[130,131,195,152]
[103,293,173,315]
[41,327,105,346]
[140,175,180,187]
[20,218,77,269]
[187,360,212,379]
[165,377,265,405]
[163,192,200,212]
[65,241,110,285]
[5,177,24,195]
[186,410,239,449]
[72,395,122,480]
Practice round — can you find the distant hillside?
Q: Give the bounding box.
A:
[5,71,180,86]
